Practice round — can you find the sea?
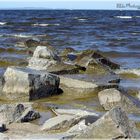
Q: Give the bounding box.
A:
[0,10,140,89]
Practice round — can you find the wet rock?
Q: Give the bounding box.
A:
[0,104,40,124]
[25,38,40,48]
[60,48,75,57]
[98,88,140,113]
[15,107,40,123]
[60,47,76,61]
[75,50,120,75]
[41,114,90,132]
[59,74,119,98]
[3,66,60,101]
[60,75,98,97]
[0,124,6,132]
[76,107,140,139]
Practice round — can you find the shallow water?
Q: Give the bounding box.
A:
[0,10,140,126]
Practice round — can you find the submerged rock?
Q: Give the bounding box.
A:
[25,38,40,48]
[60,47,76,61]
[75,50,120,75]
[98,88,140,113]
[76,107,140,139]
[3,66,60,101]
[0,104,40,124]
[59,74,119,98]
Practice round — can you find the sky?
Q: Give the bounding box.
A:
[0,0,140,10]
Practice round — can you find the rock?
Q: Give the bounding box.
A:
[0,133,9,140]
[98,88,140,113]
[6,122,40,139]
[28,57,58,70]
[75,50,120,75]
[60,48,76,57]
[3,66,60,101]
[54,108,99,117]
[67,120,88,134]
[0,124,6,132]
[15,107,40,123]
[60,47,76,61]
[76,107,140,139]
[41,114,90,132]
[0,104,40,124]
[33,46,60,61]
[98,88,123,110]
[59,74,119,98]
[28,46,84,74]
[25,38,40,48]
[60,75,98,97]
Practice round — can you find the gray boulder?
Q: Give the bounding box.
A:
[33,46,60,61]
[0,104,40,124]
[98,88,140,113]
[3,66,60,101]
[28,46,61,70]
[76,107,140,139]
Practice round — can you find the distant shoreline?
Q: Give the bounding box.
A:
[0,9,139,11]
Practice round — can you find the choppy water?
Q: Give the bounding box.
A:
[0,10,140,87]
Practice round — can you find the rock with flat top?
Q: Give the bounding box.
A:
[41,115,82,132]
[76,107,140,139]
[3,66,60,101]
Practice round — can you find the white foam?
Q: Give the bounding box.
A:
[115,69,140,76]
[0,22,6,25]
[78,18,87,21]
[33,23,60,27]
[115,16,132,19]
[8,34,32,38]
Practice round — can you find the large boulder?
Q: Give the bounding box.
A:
[28,46,84,74]
[98,88,140,113]
[2,66,60,101]
[76,107,140,139]
[0,104,40,124]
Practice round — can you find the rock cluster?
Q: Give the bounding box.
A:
[0,44,140,139]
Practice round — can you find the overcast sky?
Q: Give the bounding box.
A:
[0,0,140,10]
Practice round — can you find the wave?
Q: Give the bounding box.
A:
[115,69,140,76]
[32,23,60,27]
[115,16,132,19]
[78,18,87,21]
[0,34,32,38]
[0,22,6,25]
